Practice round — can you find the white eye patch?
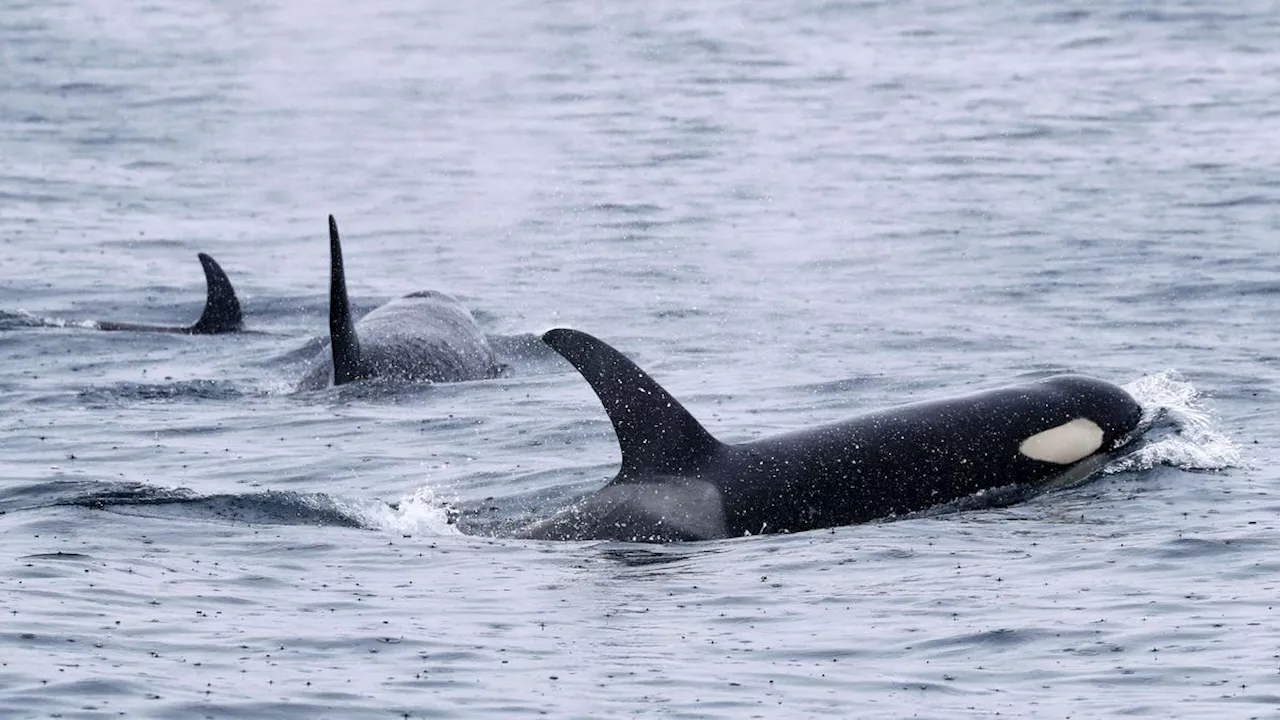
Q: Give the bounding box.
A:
[1018,418,1104,464]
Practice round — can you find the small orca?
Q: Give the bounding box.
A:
[520,329,1147,542]
[95,253,243,334]
[296,215,499,390]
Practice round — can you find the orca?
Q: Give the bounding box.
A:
[519,329,1147,542]
[95,253,243,334]
[296,215,499,390]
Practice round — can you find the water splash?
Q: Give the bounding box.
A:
[1,309,97,330]
[1113,370,1243,472]
[360,485,463,537]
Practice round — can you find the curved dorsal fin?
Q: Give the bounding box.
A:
[328,214,363,385]
[188,253,244,334]
[542,328,723,479]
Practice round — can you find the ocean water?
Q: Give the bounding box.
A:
[1,0,1277,717]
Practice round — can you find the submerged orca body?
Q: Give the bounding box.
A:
[96,253,243,334]
[521,329,1147,542]
[297,216,498,390]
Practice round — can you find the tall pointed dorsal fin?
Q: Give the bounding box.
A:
[188,253,243,334]
[328,214,363,385]
[542,328,723,479]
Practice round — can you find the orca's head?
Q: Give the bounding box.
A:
[1015,375,1145,465]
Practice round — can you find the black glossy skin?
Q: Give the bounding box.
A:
[521,329,1146,542]
[95,253,243,334]
[708,375,1141,535]
[297,216,498,389]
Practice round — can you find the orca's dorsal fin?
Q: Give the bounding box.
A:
[542,328,723,479]
[328,214,363,385]
[188,253,243,334]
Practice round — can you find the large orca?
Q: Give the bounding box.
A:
[296,216,499,390]
[95,253,243,334]
[519,329,1147,542]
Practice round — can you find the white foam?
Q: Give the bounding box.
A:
[1109,370,1243,473]
[355,485,463,537]
[12,309,96,329]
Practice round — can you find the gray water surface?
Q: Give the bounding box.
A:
[1,1,1276,717]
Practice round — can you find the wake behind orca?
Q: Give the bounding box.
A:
[95,253,243,334]
[296,216,499,390]
[520,329,1148,542]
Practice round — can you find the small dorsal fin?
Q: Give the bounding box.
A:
[542,329,723,479]
[188,253,243,334]
[328,214,363,385]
